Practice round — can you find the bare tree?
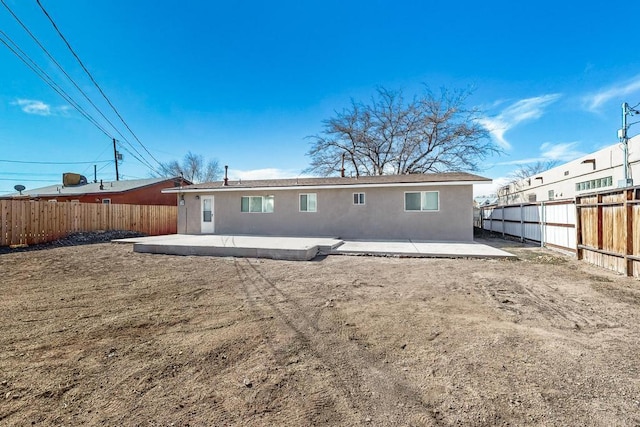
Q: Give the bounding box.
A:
[158,152,221,183]
[305,87,500,176]
[498,160,560,204]
[508,160,559,183]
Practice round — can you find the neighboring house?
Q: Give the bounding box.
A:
[473,195,498,207]
[1,175,190,206]
[163,172,491,241]
[498,135,640,205]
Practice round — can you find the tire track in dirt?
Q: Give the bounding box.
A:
[234,258,440,426]
[479,276,621,331]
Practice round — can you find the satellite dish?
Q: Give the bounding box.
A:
[14,184,26,195]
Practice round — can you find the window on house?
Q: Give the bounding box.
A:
[353,193,365,205]
[241,196,274,213]
[299,193,317,212]
[575,176,613,192]
[548,190,555,200]
[102,199,111,204]
[404,191,439,211]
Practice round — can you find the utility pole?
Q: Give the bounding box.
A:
[619,102,637,187]
[112,138,120,181]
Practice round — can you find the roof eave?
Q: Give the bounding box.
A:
[162,179,492,194]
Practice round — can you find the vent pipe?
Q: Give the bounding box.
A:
[224,165,229,186]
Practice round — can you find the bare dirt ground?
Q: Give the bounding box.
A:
[1,237,640,426]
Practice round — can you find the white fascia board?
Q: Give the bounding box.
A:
[163,180,489,194]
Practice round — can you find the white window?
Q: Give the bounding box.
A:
[241,196,274,213]
[102,199,111,204]
[299,193,317,212]
[404,191,439,211]
[353,193,365,205]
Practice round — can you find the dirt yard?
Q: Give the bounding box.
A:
[1,239,640,426]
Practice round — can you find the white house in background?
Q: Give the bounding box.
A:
[498,135,640,205]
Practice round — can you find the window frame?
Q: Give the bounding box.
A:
[403,191,439,212]
[102,198,111,204]
[299,193,317,212]
[353,192,365,205]
[240,195,274,213]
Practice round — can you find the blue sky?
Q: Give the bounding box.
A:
[1,0,640,196]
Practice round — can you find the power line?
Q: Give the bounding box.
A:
[0,31,114,139]
[0,172,72,176]
[0,178,62,182]
[36,0,164,171]
[1,0,164,176]
[0,1,143,151]
[115,140,158,172]
[0,159,112,165]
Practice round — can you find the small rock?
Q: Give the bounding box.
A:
[365,417,372,423]
[400,343,407,350]
[243,379,252,388]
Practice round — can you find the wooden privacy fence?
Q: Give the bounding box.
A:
[480,200,576,253]
[0,200,177,247]
[576,187,640,277]
[480,186,640,278]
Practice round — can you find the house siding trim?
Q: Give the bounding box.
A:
[164,180,485,194]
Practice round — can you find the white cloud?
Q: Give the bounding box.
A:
[539,141,584,161]
[583,75,640,112]
[227,167,309,181]
[478,94,562,149]
[496,141,585,166]
[13,99,51,116]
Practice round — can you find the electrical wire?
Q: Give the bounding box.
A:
[0,32,114,139]
[0,1,158,174]
[1,0,164,176]
[0,159,112,165]
[115,140,158,172]
[0,172,68,176]
[0,178,63,182]
[36,0,164,170]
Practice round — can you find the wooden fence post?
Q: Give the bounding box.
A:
[625,189,633,276]
[575,195,583,260]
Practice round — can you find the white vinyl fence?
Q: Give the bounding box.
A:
[479,200,576,253]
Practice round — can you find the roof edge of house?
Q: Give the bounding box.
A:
[163,178,492,194]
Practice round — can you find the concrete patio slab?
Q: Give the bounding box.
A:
[114,234,515,260]
[115,234,344,261]
[333,240,515,258]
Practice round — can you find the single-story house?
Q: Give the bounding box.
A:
[1,175,190,206]
[163,172,491,241]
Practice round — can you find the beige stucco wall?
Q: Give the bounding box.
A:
[177,184,474,241]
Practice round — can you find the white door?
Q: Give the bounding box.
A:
[201,196,214,233]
